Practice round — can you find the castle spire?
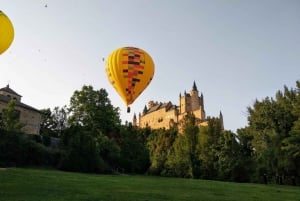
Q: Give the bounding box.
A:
[219,111,224,130]
[192,81,198,91]
[132,113,137,126]
[143,105,148,115]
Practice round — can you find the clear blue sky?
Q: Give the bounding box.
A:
[1,0,300,132]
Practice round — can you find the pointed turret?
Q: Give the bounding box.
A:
[190,81,199,97]
[219,111,224,130]
[132,113,137,127]
[143,105,148,115]
[201,93,204,105]
[192,80,198,91]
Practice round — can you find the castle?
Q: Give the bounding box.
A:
[0,85,42,134]
[133,82,223,130]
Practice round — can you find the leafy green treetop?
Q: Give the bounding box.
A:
[68,85,121,134]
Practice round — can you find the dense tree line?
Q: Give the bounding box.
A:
[146,114,247,181]
[1,82,299,185]
[237,81,300,185]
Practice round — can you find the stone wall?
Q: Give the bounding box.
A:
[0,101,41,135]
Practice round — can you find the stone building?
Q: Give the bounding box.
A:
[0,85,42,134]
[133,82,222,131]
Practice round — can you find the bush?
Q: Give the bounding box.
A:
[0,129,62,167]
[59,129,107,173]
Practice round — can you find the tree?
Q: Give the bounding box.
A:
[59,126,104,173]
[40,106,68,137]
[182,113,200,178]
[52,106,68,136]
[40,108,57,136]
[198,117,223,179]
[281,81,300,178]
[118,125,150,173]
[244,81,299,183]
[236,127,255,182]
[1,100,24,132]
[164,113,199,178]
[147,128,177,175]
[217,130,243,181]
[97,132,121,172]
[282,120,300,177]
[68,85,121,135]
[61,86,122,173]
[165,133,193,178]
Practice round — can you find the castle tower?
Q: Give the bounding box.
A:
[136,80,218,131]
[179,90,191,114]
[190,81,200,111]
[179,93,182,113]
[200,93,206,119]
[0,84,22,102]
[219,111,224,130]
[180,81,205,120]
[132,113,137,127]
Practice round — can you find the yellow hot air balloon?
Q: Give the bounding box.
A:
[106,47,155,112]
[0,10,14,55]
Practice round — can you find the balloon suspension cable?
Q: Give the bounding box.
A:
[127,107,131,113]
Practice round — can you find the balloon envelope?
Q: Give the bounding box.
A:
[0,11,14,55]
[106,47,155,106]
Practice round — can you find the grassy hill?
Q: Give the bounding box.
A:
[0,168,299,201]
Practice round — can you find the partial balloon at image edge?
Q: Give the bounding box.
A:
[0,10,14,55]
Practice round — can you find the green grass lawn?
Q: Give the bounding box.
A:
[0,168,299,201]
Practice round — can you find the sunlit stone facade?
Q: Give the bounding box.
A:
[0,85,42,134]
[133,82,213,131]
